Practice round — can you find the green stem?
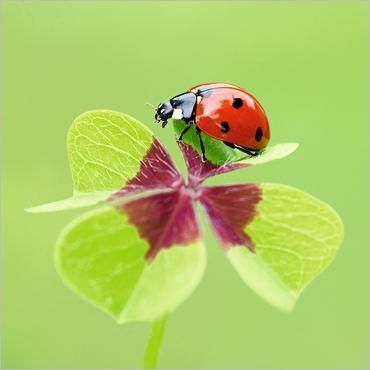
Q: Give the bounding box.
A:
[142,314,169,369]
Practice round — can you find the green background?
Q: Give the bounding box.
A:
[1,1,368,368]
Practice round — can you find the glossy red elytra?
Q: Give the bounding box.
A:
[155,82,270,160]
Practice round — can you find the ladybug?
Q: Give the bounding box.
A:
[155,82,270,161]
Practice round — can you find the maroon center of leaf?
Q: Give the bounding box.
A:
[113,137,184,198]
[114,140,261,261]
[199,185,262,251]
[178,141,248,186]
[119,190,200,261]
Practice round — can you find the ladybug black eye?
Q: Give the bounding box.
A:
[255,127,263,142]
[220,121,230,133]
[232,98,243,109]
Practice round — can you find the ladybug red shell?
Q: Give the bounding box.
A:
[155,82,270,160]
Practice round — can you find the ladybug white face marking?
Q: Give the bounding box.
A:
[172,108,183,120]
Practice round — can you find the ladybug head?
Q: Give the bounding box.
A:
[155,100,173,127]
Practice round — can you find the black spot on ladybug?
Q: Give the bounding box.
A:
[220,121,230,133]
[232,98,243,109]
[255,127,263,142]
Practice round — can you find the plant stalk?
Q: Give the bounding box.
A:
[142,314,169,369]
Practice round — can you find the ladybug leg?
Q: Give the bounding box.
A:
[236,146,260,157]
[223,141,236,149]
[237,147,260,157]
[178,125,191,141]
[223,141,260,157]
[196,127,207,161]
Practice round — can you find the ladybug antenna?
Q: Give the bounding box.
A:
[145,102,156,110]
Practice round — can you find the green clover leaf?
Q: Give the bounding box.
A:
[56,197,206,324]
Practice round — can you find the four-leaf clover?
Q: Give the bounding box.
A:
[28,110,343,368]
